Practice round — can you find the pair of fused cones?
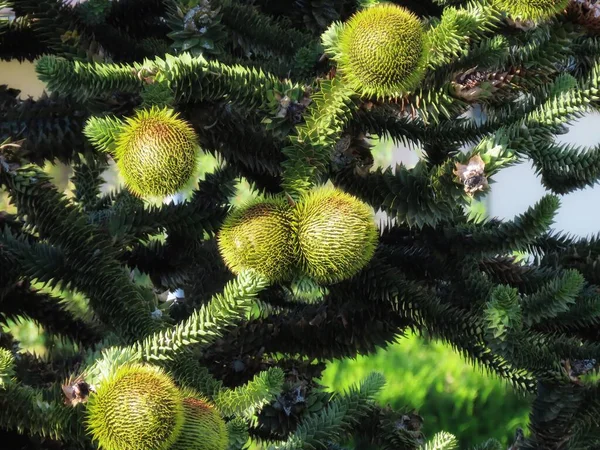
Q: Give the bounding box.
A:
[86,364,228,450]
[218,187,378,284]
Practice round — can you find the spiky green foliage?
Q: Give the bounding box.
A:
[110,107,202,198]
[218,198,296,281]
[492,0,569,21]
[220,1,311,59]
[521,269,585,325]
[0,348,14,386]
[86,364,184,450]
[35,53,300,110]
[278,372,385,449]
[83,115,125,153]
[133,271,269,361]
[0,164,158,341]
[0,381,86,443]
[470,440,503,450]
[281,78,355,196]
[337,4,428,98]
[420,431,459,450]
[171,396,229,450]
[426,1,501,70]
[36,55,143,101]
[293,187,378,284]
[214,367,284,417]
[225,418,249,450]
[5,0,600,448]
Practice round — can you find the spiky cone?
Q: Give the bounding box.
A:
[114,107,202,199]
[493,0,569,22]
[170,396,228,450]
[293,187,378,284]
[337,4,428,99]
[86,364,184,450]
[567,0,600,35]
[217,197,297,282]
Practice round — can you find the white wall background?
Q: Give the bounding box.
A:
[391,113,600,238]
[489,114,600,238]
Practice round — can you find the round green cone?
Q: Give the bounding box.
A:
[217,197,296,282]
[493,0,568,21]
[294,187,378,284]
[115,107,201,198]
[338,3,427,98]
[86,364,184,450]
[170,397,228,450]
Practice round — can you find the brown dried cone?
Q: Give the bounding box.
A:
[505,16,538,31]
[62,375,96,406]
[567,0,600,34]
[331,133,374,177]
[451,67,522,102]
[454,154,488,196]
[561,358,597,385]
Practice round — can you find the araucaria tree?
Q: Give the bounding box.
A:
[2,0,600,449]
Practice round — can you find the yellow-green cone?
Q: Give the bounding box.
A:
[170,397,229,450]
[338,3,427,98]
[493,0,568,21]
[293,187,378,284]
[115,107,201,198]
[86,364,184,450]
[217,197,296,282]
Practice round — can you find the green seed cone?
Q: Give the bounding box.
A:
[115,107,201,198]
[493,0,568,21]
[86,364,184,450]
[170,397,229,450]
[217,197,296,282]
[293,187,378,284]
[338,3,427,98]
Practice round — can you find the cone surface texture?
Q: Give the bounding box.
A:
[338,4,427,98]
[86,364,184,450]
[493,0,569,21]
[218,197,296,281]
[294,187,378,284]
[171,397,229,450]
[115,107,200,198]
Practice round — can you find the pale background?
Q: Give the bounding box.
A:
[1,59,599,237]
